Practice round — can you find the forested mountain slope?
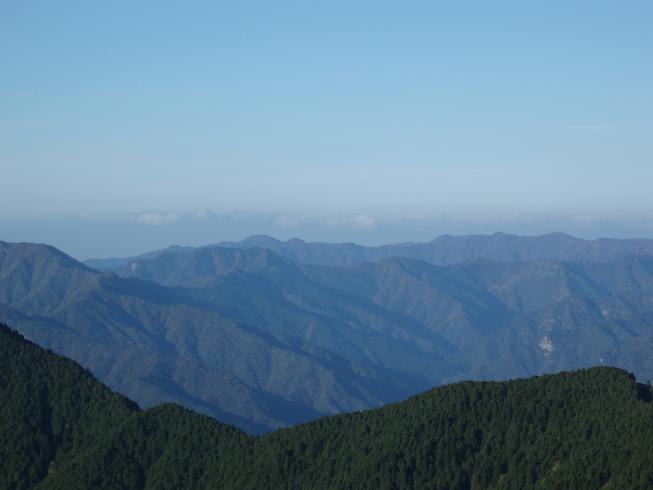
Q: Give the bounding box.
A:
[0,242,454,432]
[3,240,653,433]
[2,323,652,490]
[105,243,653,385]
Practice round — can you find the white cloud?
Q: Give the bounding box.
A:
[78,211,180,225]
[351,213,376,228]
[325,214,377,229]
[572,214,602,225]
[136,212,180,225]
[276,215,300,229]
[194,208,217,221]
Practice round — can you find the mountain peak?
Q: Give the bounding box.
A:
[241,235,283,245]
[0,241,93,273]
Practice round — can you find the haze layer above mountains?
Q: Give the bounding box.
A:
[2,233,653,433]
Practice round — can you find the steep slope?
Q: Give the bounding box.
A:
[0,240,98,310]
[0,242,456,433]
[6,239,653,435]
[3,323,653,489]
[0,323,137,490]
[86,239,653,388]
[110,246,455,384]
[308,255,653,383]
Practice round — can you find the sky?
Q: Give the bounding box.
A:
[1,1,652,259]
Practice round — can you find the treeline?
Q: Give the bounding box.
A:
[1,323,652,489]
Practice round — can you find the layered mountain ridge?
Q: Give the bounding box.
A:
[2,234,653,432]
[86,232,653,270]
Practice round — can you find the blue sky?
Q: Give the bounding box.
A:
[1,1,652,257]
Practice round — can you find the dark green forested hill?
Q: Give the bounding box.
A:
[2,322,653,490]
[0,323,137,489]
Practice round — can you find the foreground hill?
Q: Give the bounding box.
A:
[2,323,652,489]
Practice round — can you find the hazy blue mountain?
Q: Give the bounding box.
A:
[84,244,195,271]
[305,255,653,383]
[4,237,653,434]
[85,232,653,270]
[0,241,455,432]
[88,240,653,386]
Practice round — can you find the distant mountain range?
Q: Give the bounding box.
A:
[2,233,653,433]
[3,322,652,489]
[86,232,653,269]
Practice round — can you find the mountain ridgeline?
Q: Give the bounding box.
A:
[86,232,653,270]
[2,234,653,433]
[2,322,653,489]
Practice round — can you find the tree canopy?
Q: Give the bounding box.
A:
[1,322,652,489]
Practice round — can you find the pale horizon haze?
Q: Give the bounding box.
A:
[1,1,652,258]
